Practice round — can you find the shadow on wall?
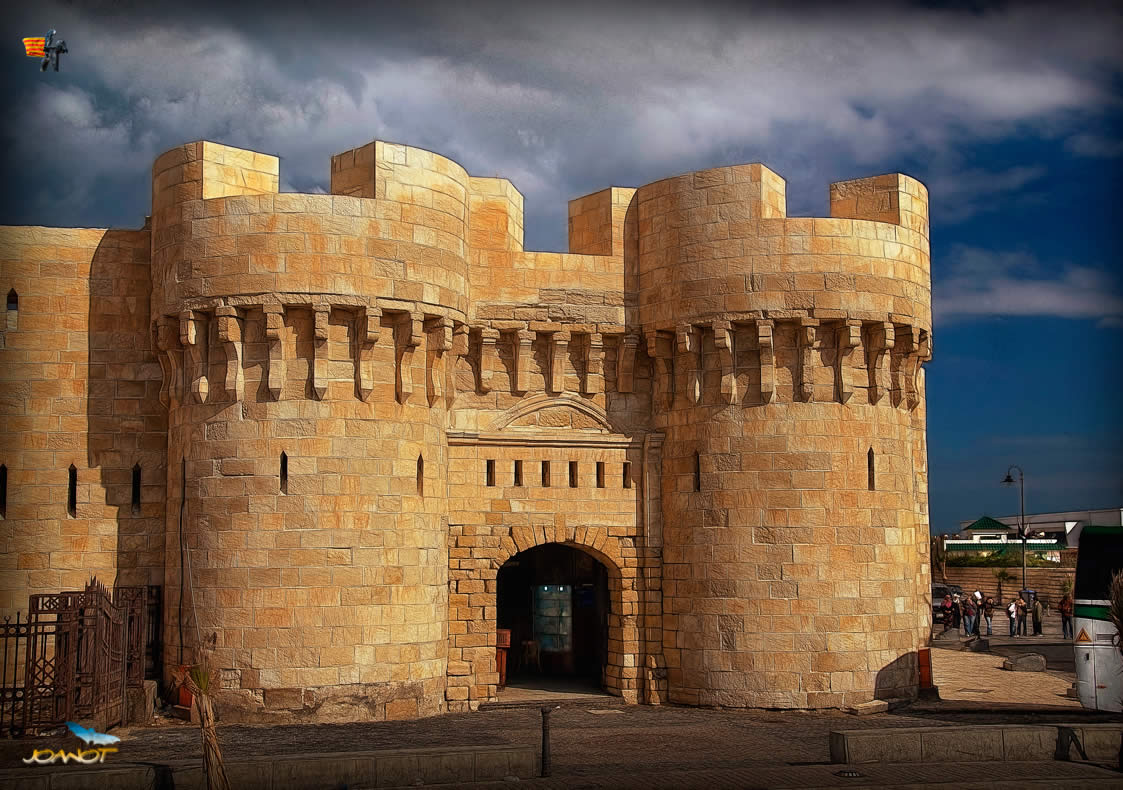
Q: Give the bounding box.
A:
[86,229,167,595]
[874,651,919,701]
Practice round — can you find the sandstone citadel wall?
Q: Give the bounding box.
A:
[0,135,933,721]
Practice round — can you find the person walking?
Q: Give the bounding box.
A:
[983,596,995,637]
[962,595,977,639]
[973,591,984,637]
[1007,598,1017,636]
[1060,594,1074,640]
[951,594,962,633]
[1032,595,1044,637]
[940,595,954,633]
[1015,595,1028,637]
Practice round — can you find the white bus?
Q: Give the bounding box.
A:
[1073,525,1123,712]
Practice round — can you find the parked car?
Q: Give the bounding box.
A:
[931,583,964,622]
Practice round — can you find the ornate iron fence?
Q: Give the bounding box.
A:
[0,579,160,737]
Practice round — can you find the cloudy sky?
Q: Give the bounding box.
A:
[2,0,1120,532]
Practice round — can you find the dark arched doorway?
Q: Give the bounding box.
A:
[497,543,609,693]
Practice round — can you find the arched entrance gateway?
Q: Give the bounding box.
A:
[497,543,611,693]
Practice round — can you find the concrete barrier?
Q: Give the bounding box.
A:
[0,743,537,789]
[830,724,1123,765]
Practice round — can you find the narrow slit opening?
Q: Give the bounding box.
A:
[486,459,495,487]
[0,464,7,518]
[867,447,876,491]
[569,461,578,488]
[622,461,632,489]
[67,464,77,517]
[417,454,424,497]
[131,463,142,515]
[596,461,605,488]
[693,451,701,492]
[541,461,551,487]
[280,451,289,494]
[513,460,523,487]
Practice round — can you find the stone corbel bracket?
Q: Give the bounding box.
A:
[215,306,244,404]
[155,315,181,409]
[756,320,775,404]
[616,334,639,394]
[512,329,534,394]
[890,324,915,409]
[867,321,894,405]
[478,327,500,394]
[712,319,736,404]
[908,329,932,411]
[677,324,702,405]
[356,306,382,402]
[311,304,330,400]
[262,304,285,401]
[583,332,604,396]
[836,320,862,405]
[426,316,453,407]
[179,310,209,405]
[797,318,819,403]
[449,322,469,407]
[547,329,570,395]
[395,311,424,404]
[646,331,674,412]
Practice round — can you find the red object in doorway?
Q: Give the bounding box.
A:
[496,629,511,688]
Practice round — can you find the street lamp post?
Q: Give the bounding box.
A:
[1001,465,1026,592]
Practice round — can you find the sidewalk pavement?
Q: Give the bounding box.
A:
[927,644,1079,709]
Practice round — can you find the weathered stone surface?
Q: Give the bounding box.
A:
[1002,653,1047,672]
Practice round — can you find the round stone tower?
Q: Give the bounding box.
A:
[150,140,468,721]
[636,164,932,709]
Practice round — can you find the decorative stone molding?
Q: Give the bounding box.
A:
[583,332,604,396]
[311,303,330,401]
[711,319,735,404]
[395,312,424,404]
[867,321,894,405]
[215,306,244,403]
[548,329,570,395]
[179,310,208,405]
[756,319,775,404]
[155,315,181,408]
[616,334,639,394]
[646,331,674,412]
[478,327,500,394]
[677,324,702,406]
[836,320,862,405]
[512,329,534,394]
[262,304,285,401]
[356,305,381,402]
[797,318,818,403]
[426,316,453,407]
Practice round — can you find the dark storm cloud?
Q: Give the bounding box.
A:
[2,0,1121,264]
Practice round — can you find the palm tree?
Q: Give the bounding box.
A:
[931,535,948,583]
[993,568,1016,604]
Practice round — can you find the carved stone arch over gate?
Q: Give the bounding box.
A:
[488,393,614,434]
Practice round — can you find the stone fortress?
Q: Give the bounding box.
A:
[0,137,933,722]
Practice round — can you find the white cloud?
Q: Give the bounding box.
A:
[1065,133,1123,158]
[934,244,1123,325]
[2,1,1121,244]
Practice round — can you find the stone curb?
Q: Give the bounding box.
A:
[830,723,1123,765]
[0,743,538,790]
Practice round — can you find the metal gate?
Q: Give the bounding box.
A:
[0,579,157,737]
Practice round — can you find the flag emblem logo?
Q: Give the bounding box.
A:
[23,37,46,57]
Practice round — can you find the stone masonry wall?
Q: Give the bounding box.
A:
[0,225,165,619]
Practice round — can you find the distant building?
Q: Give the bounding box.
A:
[943,508,1122,559]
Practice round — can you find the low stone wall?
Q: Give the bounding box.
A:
[0,744,537,790]
[831,723,1122,764]
[935,566,1076,605]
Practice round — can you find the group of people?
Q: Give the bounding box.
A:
[939,589,1068,638]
